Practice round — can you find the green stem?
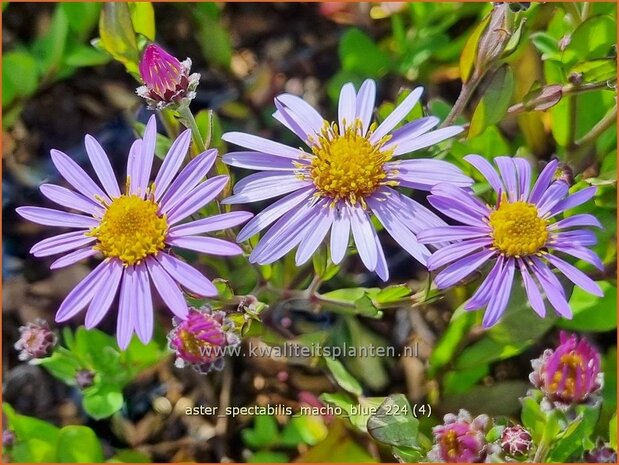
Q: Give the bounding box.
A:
[441,74,483,127]
[177,105,206,155]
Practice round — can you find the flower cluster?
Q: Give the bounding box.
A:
[427,410,492,462]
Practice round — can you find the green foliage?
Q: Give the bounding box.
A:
[35,327,167,419]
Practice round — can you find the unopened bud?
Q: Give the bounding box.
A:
[475,4,513,77]
[524,85,563,111]
[501,425,533,457]
[75,369,96,389]
[14,319,57,361]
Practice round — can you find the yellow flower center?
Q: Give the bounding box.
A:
[549,352,586,398]
[89,195,168,266]
[489,198,548,257]
[300,120,396,206]
[443,430,460,459]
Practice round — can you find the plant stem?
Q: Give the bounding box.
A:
[177,105,206,155]
[567,103,617,173]
[441,74,483,127]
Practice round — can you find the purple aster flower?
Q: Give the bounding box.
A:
[530,331,602,408]
[500,424,533,458]
[137,43,200,110]
[221,79,470,280]
[16,115,252,349]
[417,156,604,326]
[427,409,491,462]
[14,318,57,361]
[168,306,240,374]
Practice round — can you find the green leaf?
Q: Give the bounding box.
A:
[339,28,391,78]
[324,356,363,396]
[569,58,617,84]
[242,415,279,449]
[367,394,420,448]
[128,2,155,40]
[32,5,70,75]
[60,2,101,39]
[558,281,616,331]
[98,3,139,74]
[469,64,515,138]
[295,419,376,462]
[610,414,617,449]
[248,451,289,463]
[521,395,548,443]
[108,450,152,463]
[35,349,82,385]
[320,288,382,318]
[57,425,104,462]
[429,310,475,376]
[441,381,529,417]
[564,15,617,64]
[2,50,40,107]
[547,403,601,462]
[83,383,124,420]
[459,14,490,82]
[194,13,232,69]
[3,403,60,462]
[64,44,111,67]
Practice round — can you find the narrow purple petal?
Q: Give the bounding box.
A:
[330,207,350,265]
[391,159,472,190]
[528,159,559,204]
[371,87,423,143]
[349,206,378,271]
[464,257,503,311]
[134,264,154,344]
[434,249,496,289]
[156,252,218,296]
[431,183,490,217]
[153,129,191,201]
[518,260,546,317]
[553,245,604,271]
[513,157,532,200]
[223,172,311,204]
[85,259,123,328]
[551,230,597,247]
[530,257,571,318]
[159,149,217,213]
[464,154,504,194]
[31,231,95,257]
[392,126,463,155]
[545,254,604,297]
[167,176,228,225]
[495,157,518,202]
[126,139,142,196]
[55,260,111,322]
[355,79,376,135]
[16,206,98,228]
[536,182,569,216]
[117,267,135,350]
[371,226,389,282]
[367,196,430,265]
[295,207,333,265]
[549,186,597,217]
[275,93,325,137]
[50,247,97,269]
[84,135,121,198]
[222,151,296,171]
[550,214,602,230]
[168,236,243,256]
[482,258,515,327]
[222,132,302,159]
[145,256,188,319]
[40,184,103,216]
[236,187,314,242]
[384,116,440,150]
[427,195,488,227]
[50,149,109,202]
[427,238,492,270]
[169,211,253,238]
[379,187,448,234]
[273,100,310,142]
[417,225,490,243]
[338,83,357,131]
[135,115,157,197]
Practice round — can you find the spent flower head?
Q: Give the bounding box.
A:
[428,409,491,462]
[14,318,57,361]
[417,156,604,327]
[17,115,251,349]
[137,43,200,111]
[530,331,602,408]
[222,79,470,280]
[168,306,240,374]
[583,440,617,463]
[500,424,533,458]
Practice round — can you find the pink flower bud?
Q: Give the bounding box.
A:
[14,319,57,361]
[501,425,533,457]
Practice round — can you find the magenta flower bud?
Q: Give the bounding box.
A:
[168,307,240,374]
[14,319,57,361]
[2,429,15,448]
[501,425,533,457]
[584,440,617,463]
[137,43,200,110]
[530,332,602,407]
[75,369,96,389]
[427,410,491,462]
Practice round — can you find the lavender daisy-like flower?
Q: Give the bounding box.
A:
[137,43,200,111]
[427,409,491,462]
[417,156,604,326]
[16,115,252,349]
[221,79,470,279]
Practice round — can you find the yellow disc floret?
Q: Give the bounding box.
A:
[549,352,586,398]
[301,119,396,206]
[489,198,548,257]
[89,195,168,266]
